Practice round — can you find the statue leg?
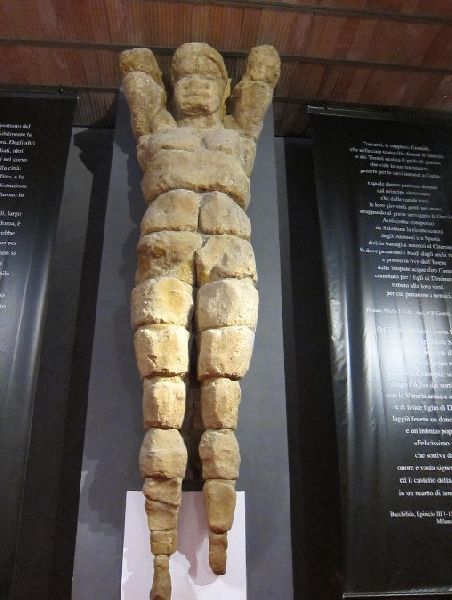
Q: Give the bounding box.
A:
[132,190,203,598]
[196,201,258,574]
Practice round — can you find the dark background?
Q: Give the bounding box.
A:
[0,93,75,600]
[311,112,452,598]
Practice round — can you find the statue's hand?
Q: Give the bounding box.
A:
[224,45,280,140]
[120,48,176,137]
[242,45,281,88]
[120,48,165,87]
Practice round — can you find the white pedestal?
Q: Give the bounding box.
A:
[121,491,247,599]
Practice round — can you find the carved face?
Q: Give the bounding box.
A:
[174,77,225,117]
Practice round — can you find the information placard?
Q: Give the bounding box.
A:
[311,111,452,596]
[0,92,75,597]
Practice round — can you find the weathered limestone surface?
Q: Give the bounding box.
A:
[145,500,179,531]
[141,149,251,208]
[195,235,257,285]
[198,429,241,480]
[139,429,187,479]
[196,278,258,332]
[208,532,228,576]
[120,48,164,84]
[131,277,193,329]
[201,378,241,429]
[203,129,256,176]
[151,555,172,600]
[151,529,178,556]
[142,376,186,429]
[120,40,280,597]
[138,128,203,168]
[143,477,183,506]
[134,324,190,379]
[198,326,255,380]
[136,231,203,285]
[199,192,251,239]
[140,190,201,234]
[203,479,236,533]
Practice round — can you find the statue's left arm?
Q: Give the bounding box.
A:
[223,45,280,140]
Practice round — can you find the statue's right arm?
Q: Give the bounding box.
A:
[120,48,176,138]
[224,45,280,141]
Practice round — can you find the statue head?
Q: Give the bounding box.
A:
[171,43,228,120]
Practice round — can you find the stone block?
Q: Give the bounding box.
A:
[141,150,250,208]
[195,235,257,285]
[137,127,202,170]
[142,376,186,429]
[201,378,241,429]
[202,128,241,160]
[198,429,240,480]
[136,231,203,285]
[140,190,201,234]
[139,428,187,479]
[208,532,228,575]
[134,324,190,378]
[203,479,236,533]
[145,500,179,531]
[151,555,171,600]
[143,477,183,507]
[198,326,255,380]
[131,277,194,330]
[151,529,178,556]
[196,278,258,331]
[199,192,251,239]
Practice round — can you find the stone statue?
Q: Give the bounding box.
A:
[120,42,280,600]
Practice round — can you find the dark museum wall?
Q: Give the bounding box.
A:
[277,137,342,600]
[70,104,293,600]
[11,127,114,600]
[11,126,342,600]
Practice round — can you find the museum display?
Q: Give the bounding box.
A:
[119,42,280,599]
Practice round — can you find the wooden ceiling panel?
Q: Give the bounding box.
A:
[359,67,446,109]
[422,26,452,69]
[202,5,248,50]
[2,2,451,65]
[388,23,441,66]
[0,45,121,88]
[285,63,329,98]
[282,13,451,69]
[318,63,358,101]
[0,0,451,135]
[253,0,452,19]
[276,61,451,109]
[424,75,452,111]
[365,19,430,65]
[357,0,452,19]
[257,9,295,52]
[301,15,349,57]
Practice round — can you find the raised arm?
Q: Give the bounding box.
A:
[223,45,280,140]
[120,48,176,138]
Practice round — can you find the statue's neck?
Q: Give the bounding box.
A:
[177,113,223,130]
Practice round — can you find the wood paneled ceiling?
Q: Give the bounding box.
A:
[1,0,452,136]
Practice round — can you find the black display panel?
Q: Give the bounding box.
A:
[311,110,452,597]
[0,92,75,598]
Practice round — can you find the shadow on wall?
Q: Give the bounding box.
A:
[42,128,114,600]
